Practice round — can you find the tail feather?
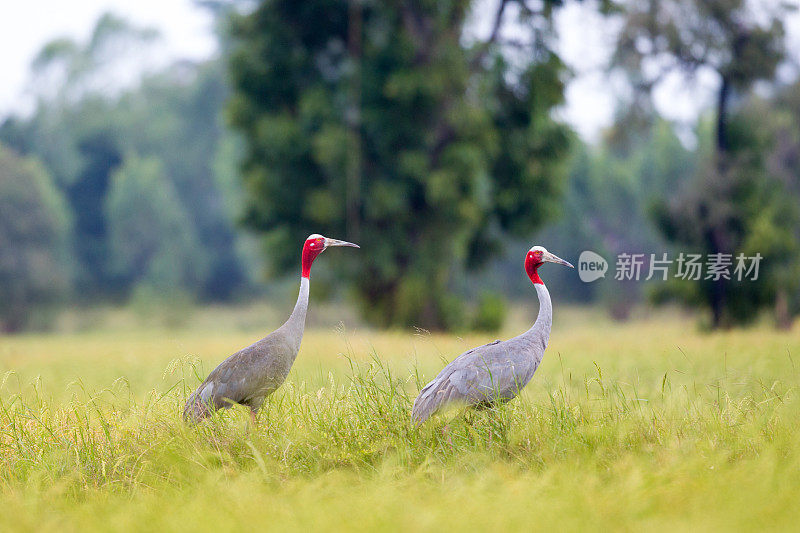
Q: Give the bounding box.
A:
[412,378,455,425]
[183,393,212,424]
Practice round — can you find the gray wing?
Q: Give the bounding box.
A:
[411,339,534,424]
[183,329,296,422]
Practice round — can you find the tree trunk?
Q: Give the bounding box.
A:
[716,75,730,156]
[709,74,732,329]
[1,308,26,333]
[346,0,362,242]
[775,289,793,330]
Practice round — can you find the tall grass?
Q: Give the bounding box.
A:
[0,315,799,530]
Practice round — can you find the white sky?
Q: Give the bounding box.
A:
[1,0,798,142]
[0,0,215,114]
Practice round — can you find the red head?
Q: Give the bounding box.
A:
[525,245,573,285]
[301,233,360,278]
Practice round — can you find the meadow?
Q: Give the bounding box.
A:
[1,305,799,531]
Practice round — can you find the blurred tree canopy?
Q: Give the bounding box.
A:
[1,1,798,332]
[538,118,694,318]
[0,13,259,308]
[764,81,800,327]
[106,155,208,293]
[0,144,72,331]
[228,0,575,330]
[613,0,796,327]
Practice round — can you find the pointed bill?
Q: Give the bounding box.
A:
[543,251,573,268]
[325,238,360,248]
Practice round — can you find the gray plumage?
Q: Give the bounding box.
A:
[183,278,309,422]
[412,283,553,424]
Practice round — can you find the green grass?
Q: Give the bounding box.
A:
[1,308,799,531]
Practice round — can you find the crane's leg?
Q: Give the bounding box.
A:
[249,408,258,428]
[442,424,453,446]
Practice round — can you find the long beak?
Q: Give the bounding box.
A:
[325,238,360,248]
[544,251,573,268]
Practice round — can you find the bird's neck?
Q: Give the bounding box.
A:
[283,277,310,344]
[522,282,552,343]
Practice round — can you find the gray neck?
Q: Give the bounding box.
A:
[282,277,309,350]
[521,282,552,345]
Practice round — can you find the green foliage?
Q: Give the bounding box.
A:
[613,0,793,328]
[652,100,800,327]
[115,63,254,300]
[228,0,572,330]
[105,155,207,294]
[533,119,694,313]
[29,13,159,103]
[0,144,72,331]
[767,82,800,325]
[68,128,123,294]
[128,283,196,329]
[615,0,788,91]
[0,13,257,306]
[471,292,507,332]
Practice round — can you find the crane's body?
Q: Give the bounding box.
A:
[183,235,357,423]
[412,246,572,424]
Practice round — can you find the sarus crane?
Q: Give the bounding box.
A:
[411,246,573,424]
[183,234,359,423]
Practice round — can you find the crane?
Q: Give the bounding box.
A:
[411,246,573,424]
[183,233,359,423]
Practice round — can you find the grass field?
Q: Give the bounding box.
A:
[1,306,799,531]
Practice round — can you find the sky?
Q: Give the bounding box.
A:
[1,0,798,142]
[0,0,216,114]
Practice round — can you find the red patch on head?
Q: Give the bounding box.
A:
[302,238,325,278]
[525,250,544,285]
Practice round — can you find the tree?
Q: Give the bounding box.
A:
[3,14,156,297]
[732,89,800,328]
[105,155,208,294]
[29,13,159,105]
[228,0,573,329]
[69,127,124,294]
[767,82,800,327]
[535,118,693,318]
[614,0,792,327]
[108,61,254,299]
[0,145,72,332]
[651,108,800,328]
[0,12,257,302]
